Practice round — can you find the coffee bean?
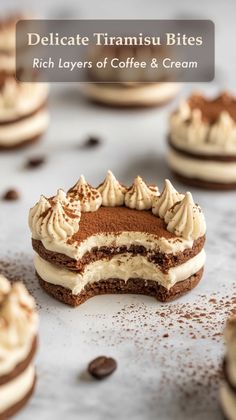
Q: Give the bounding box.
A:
[82,136,101,148]
[25,156,46,169]
[88,356,117,380]
[2,189,20,201]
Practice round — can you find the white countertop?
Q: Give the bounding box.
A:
[0,1,236,419]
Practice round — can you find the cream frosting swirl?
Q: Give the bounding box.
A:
[28,195,51,240]
[68,175,102,212]
[0,276,38,356]
[165,192,206,240]
[125,176,159,210]
[40,201,79,241]
[29,190,80,241]
[152,179,184,218]
[53,189,81,217]
[97,170,127,206]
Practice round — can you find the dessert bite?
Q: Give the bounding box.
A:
[82,45,180,107]
[0,76,49,149]
[29,172,206,307]
[0,275,38,419]
[220,317,236,420]
[168,92,236,189]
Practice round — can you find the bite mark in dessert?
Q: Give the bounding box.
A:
[0,275,38,419]
[29,172,206,306]
[168,92,236,189]
[220,317,236,420]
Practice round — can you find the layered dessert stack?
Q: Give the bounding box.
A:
[221,317,236,420]
[0,13,49,149]
[168,92,236,189]
[29,172,206,306]
[0,76,49,149]
[0,275,38,419]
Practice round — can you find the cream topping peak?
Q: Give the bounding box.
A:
[97,170,127,206]
[28,195,51,240]
[29,191,80,242]
[125,176,159,210]
[152,179,184,218]
[68,175,102,212]
[0,276,38,354]
[41,201,79,241]
[208,111,236,148]
[53,189,81,216]
[165,192,206,240]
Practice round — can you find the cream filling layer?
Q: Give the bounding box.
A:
[0,335,36,377]
[170,133,236,156]
[0,364,35,414]
[168,149,236,183]
[83,82,180,105]
[34,249,205,294]
[0,109,49,145]
[39,232,195,262]
[220,383,236,420]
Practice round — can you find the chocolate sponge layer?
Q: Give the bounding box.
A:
[32,236,205,273]
[37,267,204,307]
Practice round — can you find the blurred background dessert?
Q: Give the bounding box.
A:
[0,14,20,78]
[167,91,236,189]
[220,316,236,420]
[0,13,50,150]
[0,76,49,149]
[0,275,38,419]
[82,45,181,107]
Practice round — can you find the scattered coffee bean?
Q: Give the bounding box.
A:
[88,356,117,380]
[2,189,20,201]
[25,156,46,169]
[82,136,101,148]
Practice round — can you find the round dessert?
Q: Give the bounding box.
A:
[168,92,236,189]
[82,45,180,107]
[0,76,49,149]
[220,317,236,420]
[29,172,206,307]
[0,275,38,419]
[0,14,19,78]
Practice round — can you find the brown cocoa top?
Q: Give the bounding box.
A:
[67,207,176,245]
[188,92,236,124]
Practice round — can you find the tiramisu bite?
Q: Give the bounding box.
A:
[220,317,236,420]
[29,172,206,306]
[168,92,236,189]
[0,76,49,149]
[83,45,180,107]
[0,275,38,419]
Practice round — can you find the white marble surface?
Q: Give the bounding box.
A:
[0,1,236,419]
